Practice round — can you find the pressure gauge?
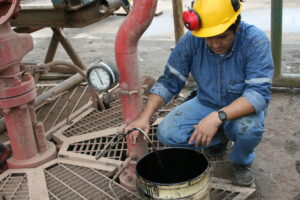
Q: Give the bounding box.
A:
[86,61,120,92]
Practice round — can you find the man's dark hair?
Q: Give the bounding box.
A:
[228,15,241,32]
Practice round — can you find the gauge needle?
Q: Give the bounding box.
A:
[95,70,104,85]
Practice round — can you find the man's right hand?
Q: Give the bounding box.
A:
[124,94,166,144]
[125,118,150,144]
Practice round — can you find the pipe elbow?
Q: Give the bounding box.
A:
[115,0,158,55]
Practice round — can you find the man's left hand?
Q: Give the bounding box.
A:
[189,111,222,146]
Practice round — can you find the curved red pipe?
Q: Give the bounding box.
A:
[115,0,158,124]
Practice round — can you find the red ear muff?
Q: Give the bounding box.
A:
[182,9,201,31]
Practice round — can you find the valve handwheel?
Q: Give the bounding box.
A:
[0,0,20,25]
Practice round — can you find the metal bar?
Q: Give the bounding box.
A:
[271,0,300,87]
[42,95,62,123]
[61,164,116,199]
[36,86,52,115]
[51,86,78,127]
[48,190,60,200]
[10,0,121,28]
[10,173,26,198]
[49,65,77,74]
[272,73,300,87]
[44,32,59,63]
[0,174,11,191]
[44,166,88,200]
[271,0,283,80]
[172,0,185,43]
[34,73,84,108]
[51,28,87,70]
[71,86,88,114]
[51,28,104,109]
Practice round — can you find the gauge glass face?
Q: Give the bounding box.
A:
[89,67,111,91]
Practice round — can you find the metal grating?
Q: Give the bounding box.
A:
[210,177,256,199]
[45,163,141,200]
[67,125,165,161]
[67,134,127,161]
[0,173,29,200]
[61,95,184,138]
[211,188,241,199]
[62,99,123,137]
[65,124,232,180]
[36,84,91,132]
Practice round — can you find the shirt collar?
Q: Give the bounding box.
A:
[204,37,237,59]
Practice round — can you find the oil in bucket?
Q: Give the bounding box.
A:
[136,148,210,200]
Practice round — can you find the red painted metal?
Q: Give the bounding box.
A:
[0,0,20,25]
[0,2,56,168]
[115,0,158,190]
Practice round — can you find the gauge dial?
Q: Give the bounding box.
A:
[86,61,120,92]
[89,68,111,91]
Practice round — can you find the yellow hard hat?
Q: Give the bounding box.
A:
[190,0,242,38]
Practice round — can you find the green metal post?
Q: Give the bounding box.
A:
[271,0,300,87]
[271,0,282,80]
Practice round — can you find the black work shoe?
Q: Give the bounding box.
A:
[232,165,254,187]
[203,141,228,157]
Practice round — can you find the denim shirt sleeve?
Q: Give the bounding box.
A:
[242,37,274,113]
[149,32,193,103]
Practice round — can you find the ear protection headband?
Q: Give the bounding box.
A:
[182,0,241,31]
[231,0,240,11]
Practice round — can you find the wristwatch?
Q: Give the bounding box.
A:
[218,110,228,123]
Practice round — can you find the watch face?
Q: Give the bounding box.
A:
[88,67,111,91]
[218,111,227,122]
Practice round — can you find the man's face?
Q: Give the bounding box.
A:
[204,30,235,55]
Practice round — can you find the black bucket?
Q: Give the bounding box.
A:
[136,148,210,199]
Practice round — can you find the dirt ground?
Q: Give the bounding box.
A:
[1,0,300,199]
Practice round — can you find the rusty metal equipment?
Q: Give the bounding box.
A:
[10,0,122,29]
[0,0,124,133]
[114,0,158,190]
[10,0,123,110]
[0,0,56,168]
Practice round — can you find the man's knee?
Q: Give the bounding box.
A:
[157,114,193,146]
[224,112,265,142]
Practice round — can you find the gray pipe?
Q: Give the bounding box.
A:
[0,73,84,133]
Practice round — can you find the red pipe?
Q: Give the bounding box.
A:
[115,0,158,123]
[115,0,158,190]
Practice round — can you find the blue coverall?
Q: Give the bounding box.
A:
[149,21,274,166]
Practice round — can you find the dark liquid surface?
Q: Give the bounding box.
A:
[136,148,208,184]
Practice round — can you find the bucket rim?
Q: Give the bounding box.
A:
[136,147,210,186]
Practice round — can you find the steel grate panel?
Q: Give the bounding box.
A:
[45,163,141,200]
[67,125,165,161]
[62,99,123,137]
[36,84,91,132]
[65,124,231,180]
[67,135,127,161]
[211,188,239,199]
[61,96,183,138]
[0,173,29,200]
